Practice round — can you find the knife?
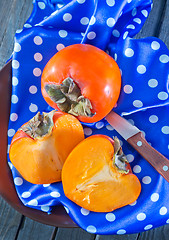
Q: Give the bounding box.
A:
[106,111,169,182]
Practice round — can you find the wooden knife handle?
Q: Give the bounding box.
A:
[127,132,169,182]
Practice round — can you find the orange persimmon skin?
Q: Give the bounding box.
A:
[9,112,84,184]
[62,135,141,212]
[41,44,121,123]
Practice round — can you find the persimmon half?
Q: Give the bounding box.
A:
[41,44,121,123]
[62,135,141,212]
[9,111,84,184]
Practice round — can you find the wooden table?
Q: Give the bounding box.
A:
[0,0,169,239]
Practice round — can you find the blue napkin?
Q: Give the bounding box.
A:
[8,0,169,234]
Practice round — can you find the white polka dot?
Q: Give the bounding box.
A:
[16,29,22,34]
[132,8,137,16]
[12,77,19,86]
[63,13,72,22]
[24,23,32,28]
[129,200,137,206]
[117,229,126,234]
[148,79,158,88]
[8,162,13,169]
[137,141,142,146]
[112,29,120,37]
[29,85,37,94]
[80,17,89,25]
[107,17,115,27]
[58,30,68,38]
[12,60,20,69]
[162,126,169,134]
[14,177,23,186]
[34,53,43,62]
[167,219,169,224]
[33,68,42,77]
[106,213,116,222]
[87,31,96,40]
[133,100,143,108]
[10,113,18,122]
[106,124,114,130]
[137,213,146,221]
[84,128,92,136]
[14,42,21,52]
[28,199,38,206]
[123,31,128,40]
[56,43,65,51]
[127,0,132,3]
[8,129,15,137]
[41,206,50,212]
[50,191,61,198]
[114,53,117,61]
[64,206,69,213]
[149,115,158,123]
[126,154,134,163]
[159,54,169,63]
[106,0,115,6]
[81,208,90,216]
[133,18,141,24]
[126,24,135,29]
[34,36,43,45]
[151,41,160,50]
[38,2,46,9]
[128,119,135,125]
[141,9,148,17]
[163,166,168,171]
[123,84,133,94]
[29,103,38,113]
[159,206,167,215]
[133,165,141,173]
[11,95,19,103]
[89,16,96,25]
[144,224,153,230]
[96,122,104,129]
[125,48,134,57]
[77,0,85,3]
[22,191,31,198]
[43,184,50,187]
[86,225,96,233]
[137,65,146,74]
[158,91,168,100]
[142,176,151,184]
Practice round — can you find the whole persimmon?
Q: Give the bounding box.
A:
[41,44,121,123]
[62,135,141,212]
[9,111,84,184]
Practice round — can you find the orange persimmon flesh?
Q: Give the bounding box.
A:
[9,111,84,184]
[62,135,141,212]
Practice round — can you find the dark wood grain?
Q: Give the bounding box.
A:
[54,228,96,240]
[16,216,55,240]
[158,0,169,48]
[138,225,169,240]
[0,198,22,240]
[95,233,138,240]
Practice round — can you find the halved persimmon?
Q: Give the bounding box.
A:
[62,135,141,212]
[9,111,84,184]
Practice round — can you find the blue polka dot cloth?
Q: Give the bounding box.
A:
[7,0,169,235]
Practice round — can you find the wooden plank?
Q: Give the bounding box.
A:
[16,216,55,240]
[158,0,169,48]
[0,197,22,240]
[54,228,96,240]
[95,234,138,240]
[0,0,33,69]
[135,0,166,39]
[138,225,169,240]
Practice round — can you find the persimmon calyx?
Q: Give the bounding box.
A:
[20,111,55,138]
[45,77,95,117]
[112,137,129,174]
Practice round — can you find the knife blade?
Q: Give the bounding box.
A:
[106,111,169,182]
